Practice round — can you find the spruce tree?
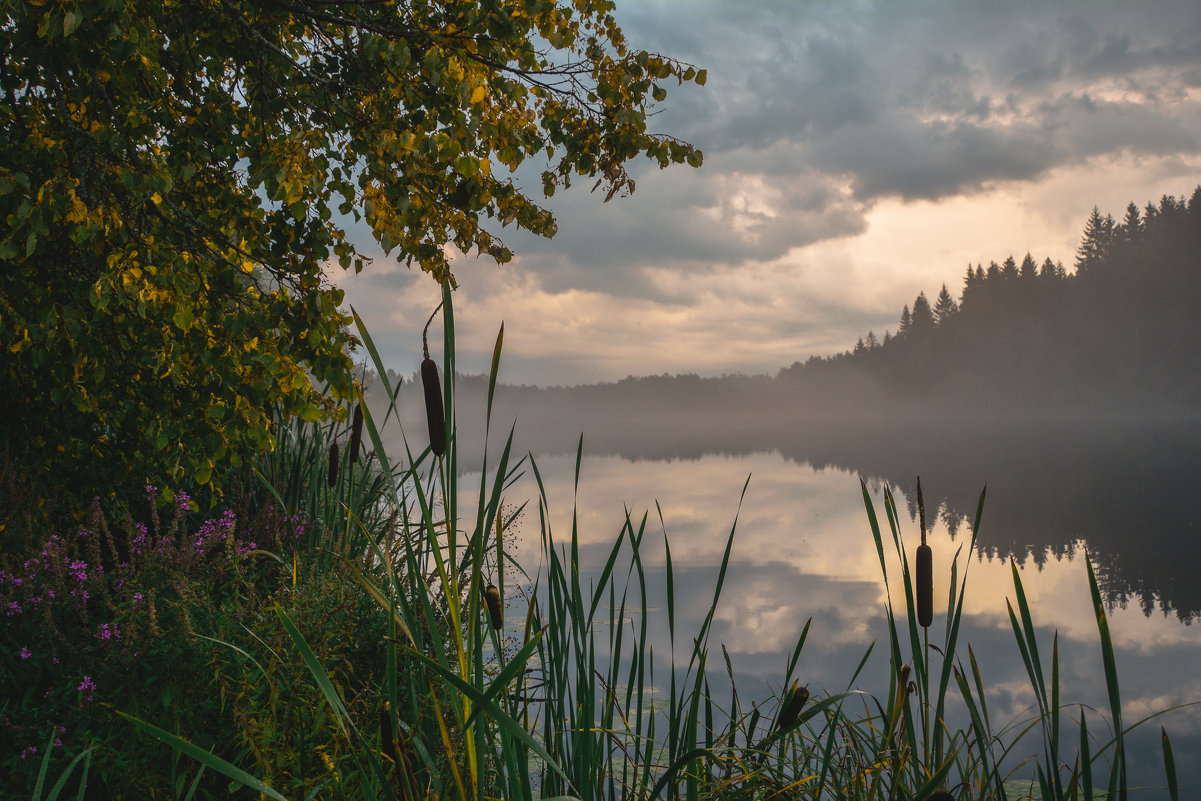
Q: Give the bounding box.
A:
[933,284,958,326]
[1076,206,1113,274]
[911,292,935,335]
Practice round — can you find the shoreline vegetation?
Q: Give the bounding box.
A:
[8,3,1195,797]
[5,291,1192,800]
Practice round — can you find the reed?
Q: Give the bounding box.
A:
[113,294,1191,801]
[915,476,934,630]
[327,441,339,489]
[349,403,364,464]
[421,300,448,459]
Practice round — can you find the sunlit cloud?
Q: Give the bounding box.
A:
[331,0,1201,386]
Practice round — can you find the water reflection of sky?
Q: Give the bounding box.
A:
[462,450,1201,791]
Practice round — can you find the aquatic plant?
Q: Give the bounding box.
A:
[116,286,1189,800]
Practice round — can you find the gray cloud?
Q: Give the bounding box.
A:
[489,0,1201,297]
[336,0,1201,384]
[511,0,1201,272]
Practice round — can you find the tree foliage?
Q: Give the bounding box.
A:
[0,0,703,502]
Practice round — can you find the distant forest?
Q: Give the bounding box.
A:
[780,186,1201,417]
[369,186,1201,429]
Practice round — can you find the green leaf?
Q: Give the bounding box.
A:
[172,306,194,330]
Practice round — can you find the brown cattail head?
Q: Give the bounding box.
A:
[915,476,933,628]
[349,403,364,464]
[774,681,809,732]
[327,441,339,488]
[422,357,446,457]
[483,583,502,630]
[916,541,933,628]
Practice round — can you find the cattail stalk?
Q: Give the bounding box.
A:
[483,583,503,630]
[327,441,339,488]
[774,681,809,731]
[915,476,933,628]
[348,404,364,464]
[421,301,447,458]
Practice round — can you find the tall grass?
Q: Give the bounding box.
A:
[116,283,1189,800]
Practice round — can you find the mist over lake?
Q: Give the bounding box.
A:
[364,367,1201,792]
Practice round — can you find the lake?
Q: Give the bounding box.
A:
[446,414,1201,795]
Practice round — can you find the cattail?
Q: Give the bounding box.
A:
[774,681,809,732]
[327,441,339,487]
[915,476,933,629]
[924,791,956,801]
[421,299,447,458]
[483,583,502,630]
[348,404,364,464]
[422,356,446,458]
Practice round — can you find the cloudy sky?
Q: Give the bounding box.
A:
[332,0,1201,386]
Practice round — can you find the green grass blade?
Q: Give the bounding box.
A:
[31,725,56,801]
[274,602,356,741]
[461,628,545,731]
[486,322,503,424]
[400,644,577,794]
[115,711,289,801]
[1085,552,1126,801]
[1080,708,1093,800]
[1162,726,1178,801]
[41,740,93,801]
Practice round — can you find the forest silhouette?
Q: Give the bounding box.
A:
[780,186,1201,417]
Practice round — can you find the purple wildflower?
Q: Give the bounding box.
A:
[68,559,88,583]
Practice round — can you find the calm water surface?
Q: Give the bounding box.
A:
[456,437,1201,794]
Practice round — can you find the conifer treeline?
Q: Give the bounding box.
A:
[780,187,1201,416]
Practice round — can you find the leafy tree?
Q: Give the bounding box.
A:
[0,0,703,503]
